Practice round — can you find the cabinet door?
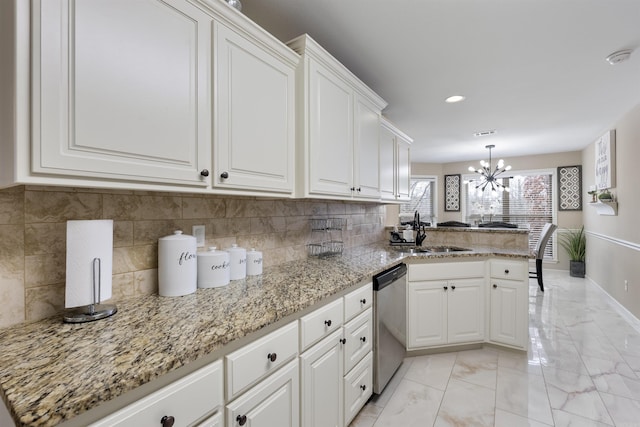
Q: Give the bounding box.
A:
[447,278,484,344]
[91,361,223,427]
[343,308,372,373]
[379,123,396,201]
[308,60,353,197]
[215,23,295,193]
[227,359,299,427]
[226,321,298,400]
[343,352,372,426]
[196,412,223,427]
[490,278,527,349]
[353,94,381,199]
[300,330,344,427]
[396,137,411,201]
[407,282,447,348]
[33,0,211,186]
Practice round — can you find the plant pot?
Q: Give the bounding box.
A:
[569,260,585,278]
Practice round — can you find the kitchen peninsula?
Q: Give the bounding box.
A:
[0,236,529,427]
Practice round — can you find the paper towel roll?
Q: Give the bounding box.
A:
[65,220,113,309]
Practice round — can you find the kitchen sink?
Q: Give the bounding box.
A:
[397,246,472,254]
[422,246,471,253]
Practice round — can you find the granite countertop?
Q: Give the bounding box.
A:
[0,243,529,427]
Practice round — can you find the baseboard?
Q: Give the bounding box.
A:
[586,274,640,334]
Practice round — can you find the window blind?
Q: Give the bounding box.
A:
[465,172,555,258]
[400,178,435,224]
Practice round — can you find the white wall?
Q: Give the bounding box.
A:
[582,103,640,319]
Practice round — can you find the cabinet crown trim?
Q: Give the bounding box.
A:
[287,34,387,110]
[381,116,413,143]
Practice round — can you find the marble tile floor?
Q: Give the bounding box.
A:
[350,269,640,427]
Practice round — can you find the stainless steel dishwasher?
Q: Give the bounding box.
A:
[372,262,407,394]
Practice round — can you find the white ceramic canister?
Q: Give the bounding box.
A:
[246,248,263,276]
[158,230,197,297]
[197,247,230,288]
[226,244,247,280]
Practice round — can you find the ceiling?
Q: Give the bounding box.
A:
[238,0,640,163]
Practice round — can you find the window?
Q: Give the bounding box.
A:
[463,169,557,259]
[400,176,436,225]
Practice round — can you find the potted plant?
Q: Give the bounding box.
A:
[598,190,613,201]
[587,189,598,203]
[558,226,586,278]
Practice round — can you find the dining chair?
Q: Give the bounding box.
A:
[529,223,557,291]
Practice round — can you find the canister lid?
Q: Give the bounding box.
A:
[159,230,195,241]
[198,246,229,259]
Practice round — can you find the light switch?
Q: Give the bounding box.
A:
[192,225,205,247]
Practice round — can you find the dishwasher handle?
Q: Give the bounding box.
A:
[373,263,407,291]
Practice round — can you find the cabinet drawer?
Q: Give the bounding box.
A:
[91,360,222,427]
[344,282,372,322]
[343,351,373,426]
[344,308,372,373]
[226,321,298,400]
[490,259,527,280]
[196,411,222,427]
[300,298,344,352]
[409,261,484,281]
[226,359,299,427]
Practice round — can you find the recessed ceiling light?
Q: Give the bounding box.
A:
[445,95,465,103]
[605,49,634,65]
[473,129,497,137]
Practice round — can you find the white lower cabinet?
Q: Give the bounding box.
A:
[407,262,485,350]
[90,360,223,427]
[226,359,299,427]
[342,285,373,426]
[343,352,373,426]
[407,281,447,347]
[489,260,529,350]
[407,259,529,352]
[408,278,484,348]
[343,308,372,373]
[299,283,373,427]
[300,329,344,427]
[226,321,299,401]
[197,411,223,427]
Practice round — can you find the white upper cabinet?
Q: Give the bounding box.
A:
[32,0,212,187]
[353,95,381,198]
[307,59,354,197]
[288,34,387,200]
[379,123,397,200]
[379,117,412,202]
[396,136,411,201]
[213,21,296,194]
[3,0,299,195]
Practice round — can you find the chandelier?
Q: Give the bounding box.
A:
[467,144,512,195]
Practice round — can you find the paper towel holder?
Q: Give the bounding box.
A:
[63,258,117,323]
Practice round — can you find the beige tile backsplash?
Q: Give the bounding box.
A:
[0,186,386,328]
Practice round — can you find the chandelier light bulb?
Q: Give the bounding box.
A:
[467,145,512,194]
